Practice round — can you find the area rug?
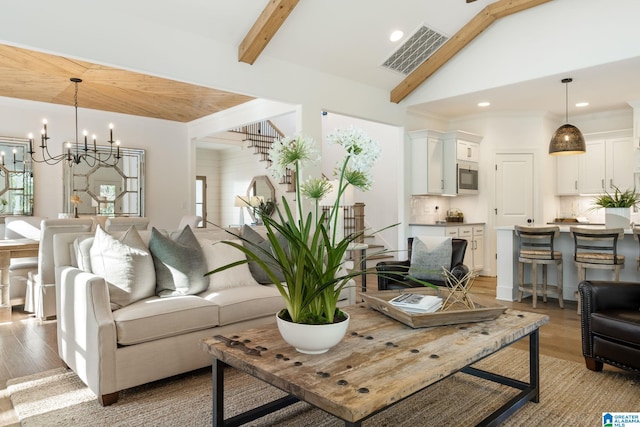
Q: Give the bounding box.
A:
[7,347,639,427]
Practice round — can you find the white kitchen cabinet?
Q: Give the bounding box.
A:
[555,133,633,195]
[442,131,483,195]
[579,140,607,194]
[555,155,580,195]
[456,140,480,162]
[605,137,634,191]
[470,226,484,272]
[409,130,444,195]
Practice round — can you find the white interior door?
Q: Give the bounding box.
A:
[495,153,534,226]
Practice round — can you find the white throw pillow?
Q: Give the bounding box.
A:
[90,225,156,309]
[200,239,260,290]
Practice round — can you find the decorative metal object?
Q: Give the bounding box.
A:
[28,77,122,167]
[549,78,586,156]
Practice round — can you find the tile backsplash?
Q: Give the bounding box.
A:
[410,195,450,224]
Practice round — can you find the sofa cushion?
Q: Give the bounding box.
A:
[200,239,260,290]
[591,310,640,346]
[112,295,219,346]
[408,236,452,282]
[74,234,94,272]
[241,225,287,284]
[150,226,209,297]
[199,285,284,325]
[90,226,156,310]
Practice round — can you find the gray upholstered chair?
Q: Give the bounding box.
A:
[26,218,93,319]
[104,217,150,233]
[4,216,46,306]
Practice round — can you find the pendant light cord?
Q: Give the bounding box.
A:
[74,81,79,153]
[565,80,569,123]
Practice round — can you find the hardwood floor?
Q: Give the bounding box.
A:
[0,275,588,426]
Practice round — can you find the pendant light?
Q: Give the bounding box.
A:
[548,78,586,156]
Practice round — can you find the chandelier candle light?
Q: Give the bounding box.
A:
[27,77,122,167]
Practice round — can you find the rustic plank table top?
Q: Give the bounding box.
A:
[201,299,549,425]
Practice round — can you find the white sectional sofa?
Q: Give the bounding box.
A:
[53,225,356,405]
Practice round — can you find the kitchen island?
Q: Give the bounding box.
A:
[496,225,639,302]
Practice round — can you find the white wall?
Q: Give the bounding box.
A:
[320,112,404,252]
[0,96,189,230]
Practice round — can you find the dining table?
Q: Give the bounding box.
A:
[0,238,39,322]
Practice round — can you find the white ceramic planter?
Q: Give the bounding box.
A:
[604,207,631,229]
[276,312,350,354]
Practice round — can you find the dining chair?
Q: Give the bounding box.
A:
[4,216,46,306]
[104,217,150,232]
[26,218,93,319]
[177,215,202,230]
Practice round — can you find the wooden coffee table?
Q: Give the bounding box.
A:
[201,301,548,426]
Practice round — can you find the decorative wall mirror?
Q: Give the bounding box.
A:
[63,146,145,216]
[0,136,34,217]
[247,175,275,223]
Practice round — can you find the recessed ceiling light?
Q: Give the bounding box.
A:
[390,30,404,42]
[477,102,491,107]
[575,102,589,108]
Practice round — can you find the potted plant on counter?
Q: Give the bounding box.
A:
[208,127,386,354]
[592,185,640,229]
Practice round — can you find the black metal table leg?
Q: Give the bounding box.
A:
[212,358,225,426]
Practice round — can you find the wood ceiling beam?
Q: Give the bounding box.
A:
[238,0,300,65]
[390,0,553,104]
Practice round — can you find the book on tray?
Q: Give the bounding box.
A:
[389,293,442,313]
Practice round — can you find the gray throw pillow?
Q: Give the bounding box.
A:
[150,225,208,297]
[241,225,287,284]
[408,236,452,282]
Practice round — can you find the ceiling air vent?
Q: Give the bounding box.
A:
[382,25,448,75]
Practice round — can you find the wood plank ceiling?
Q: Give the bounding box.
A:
[0,44,254,123]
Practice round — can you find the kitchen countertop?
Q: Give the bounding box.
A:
[409,222,485,227]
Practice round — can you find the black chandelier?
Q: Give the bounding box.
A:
[0,148,26,177]
[28,77,121,167]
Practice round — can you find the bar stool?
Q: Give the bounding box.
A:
[570,227,624,314]
[633,226,640,271]
[514,225,563,309]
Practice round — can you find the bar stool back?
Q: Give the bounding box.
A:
[570,226,625,313]
[514,225,563,309]
[633,226,640,271]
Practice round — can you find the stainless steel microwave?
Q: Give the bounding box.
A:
[457,161,479,194]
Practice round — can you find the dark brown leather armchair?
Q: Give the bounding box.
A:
[376,238,468,290]
[578,280,640,373]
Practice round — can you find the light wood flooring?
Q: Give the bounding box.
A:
[0,275,587,426]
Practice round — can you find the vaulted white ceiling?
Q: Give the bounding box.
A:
[1,0,639,121]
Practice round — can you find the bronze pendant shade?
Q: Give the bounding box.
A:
[548,78,586,156]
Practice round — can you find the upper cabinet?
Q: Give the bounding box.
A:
[409,130,444,195]
[409,130,483,196]
[456,139,480,162]
[555,130,633,195]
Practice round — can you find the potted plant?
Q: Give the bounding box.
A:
[592,185,640,229]
[208,127,387,353]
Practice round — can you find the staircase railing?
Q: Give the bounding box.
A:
[233,120,366,239]
[230,121,295,192]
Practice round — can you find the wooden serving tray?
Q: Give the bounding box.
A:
[360,288,507,328]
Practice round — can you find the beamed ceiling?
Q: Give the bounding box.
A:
[1,0,637,122]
